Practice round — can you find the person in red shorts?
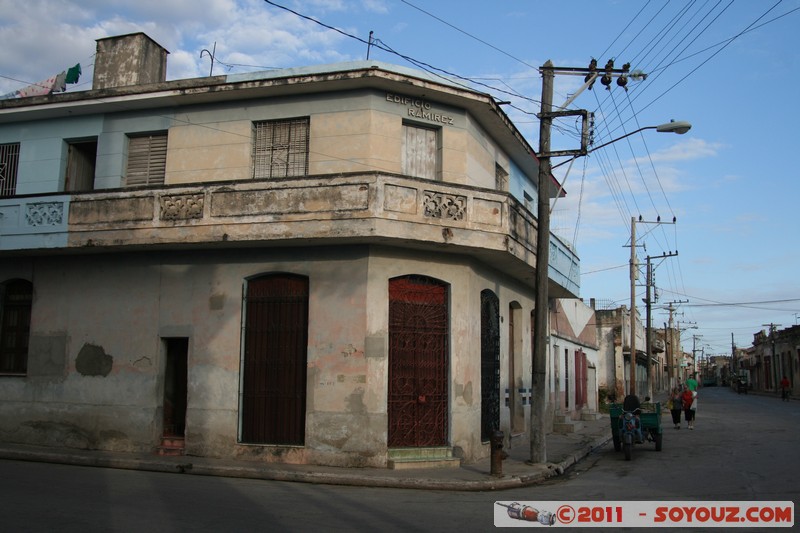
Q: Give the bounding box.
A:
[681,387,696,430]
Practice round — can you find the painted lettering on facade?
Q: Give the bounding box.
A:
[386,93,455,125]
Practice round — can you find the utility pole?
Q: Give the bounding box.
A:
[667,303,675,388]
[692,335,702,376]
[762,323,781,394]
[664,321,670,389]
[646,257,652,397]
[629,217,638,397]
[644,251,677,398]
[531,61,553,464]
[530,59,634,464]
[666,301,686,388]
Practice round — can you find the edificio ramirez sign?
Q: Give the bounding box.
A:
[386,93,454,125]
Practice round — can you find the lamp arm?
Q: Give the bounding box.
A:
[585,126,654,153]
[551,126,654,170]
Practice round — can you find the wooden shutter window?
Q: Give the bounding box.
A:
[126,134,167,186]
[402,124,438,181]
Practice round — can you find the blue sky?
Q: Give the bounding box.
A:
[2,0,799,355]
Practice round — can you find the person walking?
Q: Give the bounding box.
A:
[686,373,698,392]
[682,387,697,430]
[780,376,790,401]
[668,386,683,429]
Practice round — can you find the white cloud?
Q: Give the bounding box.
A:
[0,1,99,92]
[647,137,723,163]
[303,0,347,11]
[168,50,202,81]
[361,0,389,14]
[0,0,366,93]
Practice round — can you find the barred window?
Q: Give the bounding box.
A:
[0,279,32,375]
[0,142,20,198]
[126,133,167,186]
[495,163,508,192]
[253,118,309,179]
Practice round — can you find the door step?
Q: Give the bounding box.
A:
[553,414,584,434]
[387,447,461,470]
[157,436,185,456]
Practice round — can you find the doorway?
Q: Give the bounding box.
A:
[241,274,309,445]
[65,139,97,191]
[163,338,188,437]
[388,275,449,447]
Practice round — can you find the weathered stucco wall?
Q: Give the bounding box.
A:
[164,121,252,184]
[1,255,166,451]
[0,87,494,194]
[0,55,579,468]
[0,244,542,466]
[93,33,168,90]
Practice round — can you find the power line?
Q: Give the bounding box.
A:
[262,0,541,107]
[684,299,800,309]
[582,263,628,275]
[399,0,538,70]
[628,1,785,116]
[579,1,797,324]
[597,0,655,60]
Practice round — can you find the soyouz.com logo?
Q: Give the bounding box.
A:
[494,501,794,527]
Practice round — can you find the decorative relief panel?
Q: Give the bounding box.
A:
[423,191,466,221]
[25,202,64,226]
[160,193,204,220]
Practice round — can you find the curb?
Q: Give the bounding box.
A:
[0,431,612,492]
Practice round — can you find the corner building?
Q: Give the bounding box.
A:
[0,33,579,467]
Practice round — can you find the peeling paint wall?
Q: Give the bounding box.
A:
[0,50,579,467]
[0,244,542,466]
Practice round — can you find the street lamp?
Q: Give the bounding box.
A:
[599,120,691,149]
[552,120,692,170]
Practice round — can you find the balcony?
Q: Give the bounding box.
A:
[0,172,579,296]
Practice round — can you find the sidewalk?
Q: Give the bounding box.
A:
[0,416,611,491]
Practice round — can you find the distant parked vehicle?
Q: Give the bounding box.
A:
[703,377,717,387]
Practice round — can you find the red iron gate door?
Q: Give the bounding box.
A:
[388,276,449,447]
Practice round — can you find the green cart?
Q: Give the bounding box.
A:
[610,400,663,460]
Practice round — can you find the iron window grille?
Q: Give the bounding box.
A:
[0,142,20,197]
[253,118,310,179]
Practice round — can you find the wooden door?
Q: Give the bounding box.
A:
[241,274,308,445]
